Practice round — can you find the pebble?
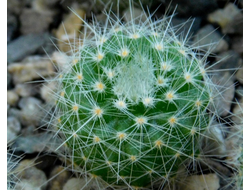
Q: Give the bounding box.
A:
[7,117,21,143]
[8,98,44,128]
[177,173,220,190]
[63,178,87,190]
[36,33,57,55]
[21,125,38,137]
[193,24,229,54]
[210,72,235,117]
[40,81,57,105]
[12,133,53,153]
[51,51,70,70]
[33,0,60,10]
[7,90,19,106]
[7,33,50,63]
[8,55,55,84]
[47,166,71,190]
[55,8,85,53]
[15,83,38,97]
[231,36,243,56]
[203,120,227,156]
[20,8,54,35]
[235,68,243,84]
[62,177,102,190]
[14,159,47,190]
[17,97,43,126]
[235,86,243,98]
[232,98,243,126]
[207,3,243,34]
[214,50,242,75]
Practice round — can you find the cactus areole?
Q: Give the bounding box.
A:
[54,10,212,188]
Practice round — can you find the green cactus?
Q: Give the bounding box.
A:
[50,3,216,189]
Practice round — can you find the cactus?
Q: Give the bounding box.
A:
[48,2,221,189]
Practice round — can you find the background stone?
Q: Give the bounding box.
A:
[20,8,54,35]
[7,33,50,63]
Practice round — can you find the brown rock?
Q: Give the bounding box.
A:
[47,166,71,190]
[8,56,55,84]
[7,90,19,106]
[14,159,47,190]
[207,3,243,34]
[178,174,220,190]
[55,8,86,53]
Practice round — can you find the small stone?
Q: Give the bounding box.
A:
[193,24,229,54]
[8,55,55,84]
[15,83,38,97]
[21,125,38,137]
[7,33,50,63]
[55,8,85,52]
[47,166,71,190]
[8,108,21,120]
[14,159,47,190]
[207,3,243,34]
[63,178,86,190]
[203,121,227,156]
[232,98,243,126]
[18,97,41,110]
[62,177,103,190]
[214,50,242,75]
[7,117,21,143]
[231,36,243,55]
[20,8,54,35]
[7,90,19,106]
[178,173,220,190]
[40,81,57,105]
[235,86,243,98]
[13,133,53,153]
[33,0,60,10]
[36,32,57,55]
[211,72,235,117]
[235,68,243,84]
[17,97,43,126]
[51,51,70,70]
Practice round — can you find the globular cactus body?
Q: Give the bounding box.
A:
[52,5,213,189]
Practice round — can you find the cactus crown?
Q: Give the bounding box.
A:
[51,3,214,189]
